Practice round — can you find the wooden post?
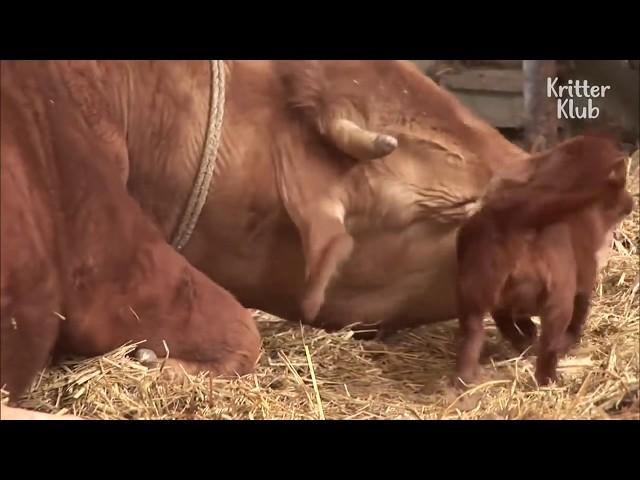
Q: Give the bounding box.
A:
[523,60,558,152]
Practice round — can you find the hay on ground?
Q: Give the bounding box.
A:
[3,168,638,420]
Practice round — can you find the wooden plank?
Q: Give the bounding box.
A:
[453,92,525,128]
[473,60,522,69]
[411,60,437,72]
[523,60,558,150]
[440,69,524,93]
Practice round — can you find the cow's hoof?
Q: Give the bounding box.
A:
[374,134,398,156]
[135,348,159,367]
[352,329,379,341]
[156,359,192,384]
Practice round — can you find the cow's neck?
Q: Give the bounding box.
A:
[124,61,213,243]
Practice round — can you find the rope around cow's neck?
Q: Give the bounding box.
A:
[170,60,226,251]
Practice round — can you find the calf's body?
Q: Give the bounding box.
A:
[454,136,633,386]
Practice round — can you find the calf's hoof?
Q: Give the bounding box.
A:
[534,370,558,387]
[452,367,480,389]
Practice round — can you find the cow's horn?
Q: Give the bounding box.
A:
[326,118,398,160]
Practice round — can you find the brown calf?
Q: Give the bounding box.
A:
[454,135,633,386]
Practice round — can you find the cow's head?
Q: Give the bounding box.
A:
[299,124,516,332]
[275,60,533,332]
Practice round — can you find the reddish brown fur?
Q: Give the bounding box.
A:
[0,60,537,395]
[6,60,621,404]
[187,60,529,334]
[454,135,633,386]
[1,62,260,402]
[260,60,523,328]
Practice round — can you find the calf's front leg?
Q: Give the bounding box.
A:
[536,298,574,386]
[455,312,486,386]
[557,292,591,356]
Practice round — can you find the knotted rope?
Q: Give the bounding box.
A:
[171,60,226,250]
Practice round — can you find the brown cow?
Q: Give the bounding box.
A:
[0,60,621,403]
[1,62,260,402]
[180,59,529,336]
[2,60,528,343]
[454,134,633,386]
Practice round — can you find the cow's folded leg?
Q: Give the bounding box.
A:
[325,118,398,161]
[151,266,262,383]
[155,356,252,384]
[1,309,59,402]
[61,235,262,386]
[146,333,260,384]
[133,337,258,385]
[1,285,61,402]
[145,308,260,386]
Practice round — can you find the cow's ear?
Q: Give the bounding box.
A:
[273,159,354,323]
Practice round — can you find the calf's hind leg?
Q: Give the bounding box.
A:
[536,286,575,386]
[536,246,577,386]
[558,259,597,356]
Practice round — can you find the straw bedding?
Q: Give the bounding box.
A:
[3,166,638,420]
